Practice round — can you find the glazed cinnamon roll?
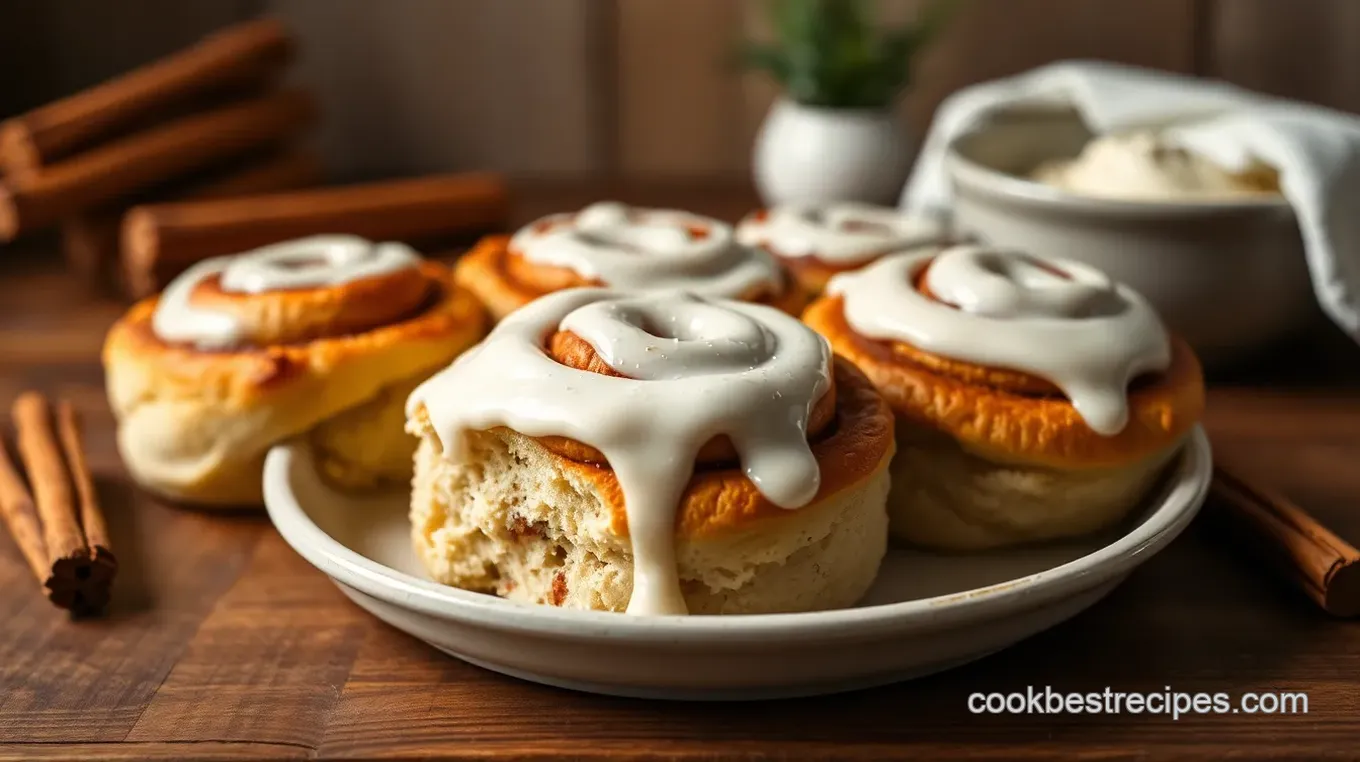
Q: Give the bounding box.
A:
[737,202,950,294]
[803,245,1204,550]
[103,235,487,506]
[407,289,894,615]
[456,201,806,320]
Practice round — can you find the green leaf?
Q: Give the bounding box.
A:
[737,43,790,79]
[742,0,965,107]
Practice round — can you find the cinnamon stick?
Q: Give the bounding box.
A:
[121,172,511,297]
[0,437,48,585]
[1210,465,1360,617]
[0,89,317,241]
[62,148,323,292]
[56,403,112,561]
[13,394,85,569]
[0,17,294,177]
[11,393,116,616]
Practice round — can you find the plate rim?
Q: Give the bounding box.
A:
[263,427,1211,644]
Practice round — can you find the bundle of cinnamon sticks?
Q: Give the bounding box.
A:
[0,393,116,616]
[0,16,511,298]
[0,17,320,291]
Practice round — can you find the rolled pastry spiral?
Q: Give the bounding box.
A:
[803,244,1205,549]
[103,235,487,506]
[455,202,806,320]
[850,245,1169,432]
[150,235,433,347]
[820,244,1203,453]
[408,288,894,615]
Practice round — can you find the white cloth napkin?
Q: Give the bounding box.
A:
[901,60,1360,338]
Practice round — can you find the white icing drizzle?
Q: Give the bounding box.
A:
[408,289,832,616]
[151,235,420,349]
[509,202,783,298]
[828,245,1171,435]
[736,203,948,264]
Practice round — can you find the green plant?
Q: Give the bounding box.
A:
[741,0,959,109]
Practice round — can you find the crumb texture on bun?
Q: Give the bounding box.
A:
[408,288,894,614]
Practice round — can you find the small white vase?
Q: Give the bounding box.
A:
[753,97,913,206]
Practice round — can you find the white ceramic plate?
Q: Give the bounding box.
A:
[264,428,1211,700]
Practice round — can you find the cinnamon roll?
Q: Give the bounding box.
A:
[407,289,894,615]
[803,245,1204,550]
[737,203,950,294]
[455,201,806,320]
[103,235,487,506]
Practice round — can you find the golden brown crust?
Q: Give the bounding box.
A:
[531,360,893,539]
[778,255,862,297]
[802,294,1204,469]
[104,262,486,403]
[186,263,433,345]
[455,234,810,321]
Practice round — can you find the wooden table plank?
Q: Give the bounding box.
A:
[121,534,369,749]
[0,741,311,761]
[0,480,264,744]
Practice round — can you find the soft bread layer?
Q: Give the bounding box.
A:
[887,421,1178,550]
[411,431,891,613]
[103,274,486,506]
[309,374,427,490]
[455,234,810,322]
[114,373,422,505]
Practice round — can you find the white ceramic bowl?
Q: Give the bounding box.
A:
[946,107,1317,365]
[264,429,1211,700]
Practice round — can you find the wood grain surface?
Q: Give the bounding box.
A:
[1,184,1359,761]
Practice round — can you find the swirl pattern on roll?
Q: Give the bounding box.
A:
[408,289,832,615]
[509,202,782,298]
[737,202,948,264]
[828,245,1171,435]
[152,234,421,348]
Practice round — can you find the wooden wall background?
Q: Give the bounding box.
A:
[2,0,1358,182]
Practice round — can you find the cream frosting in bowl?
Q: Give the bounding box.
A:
[943,107,1314,364]
[1030,130,1279,203]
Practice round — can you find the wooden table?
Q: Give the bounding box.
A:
[2,184,1359,761]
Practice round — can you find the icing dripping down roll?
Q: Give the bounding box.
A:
[407,288,834,615]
